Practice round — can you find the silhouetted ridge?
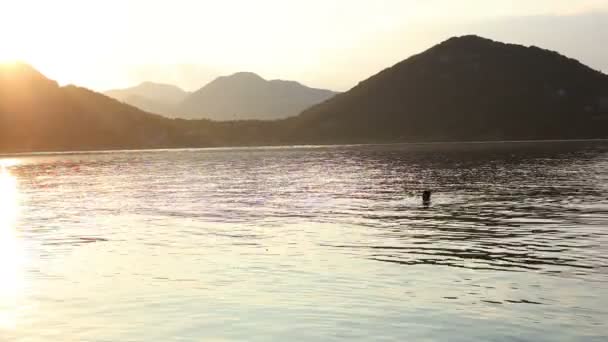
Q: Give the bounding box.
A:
[0,66,182,152]
[2,36,607,153]
[0,62,58,89]
[292,35,608,142]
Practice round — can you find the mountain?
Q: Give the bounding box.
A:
[291,35,608,143]
[0,63,185,152]
[0,63,286,152]
[177,72,338,120]
[104,82,189,117]
[2,36,607,153]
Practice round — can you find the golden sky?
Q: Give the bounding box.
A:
[1,0,607,91]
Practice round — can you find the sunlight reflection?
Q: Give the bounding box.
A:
[0,162,20,228]
[0,161,25,329]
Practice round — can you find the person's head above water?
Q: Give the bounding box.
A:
[422,190,432,203]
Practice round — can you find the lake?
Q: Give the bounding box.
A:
[1,141,607,341]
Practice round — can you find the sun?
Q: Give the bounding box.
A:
[0,0,114,87]
[0,33,23,64]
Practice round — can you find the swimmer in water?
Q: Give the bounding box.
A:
[422,190,432,206]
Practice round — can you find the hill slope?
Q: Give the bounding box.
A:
[0,63,185,152]
[2,36,607,153]
[178,72,338,120]
[292,35,608,143]
[0,63,287,152]
[104,82,190,117]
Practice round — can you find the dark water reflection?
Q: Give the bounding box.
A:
[301,143,608,277]
[2,141,608,340]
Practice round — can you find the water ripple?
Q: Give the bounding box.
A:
[2,141,607,340]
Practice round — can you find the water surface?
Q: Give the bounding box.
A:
[1,141,607,341]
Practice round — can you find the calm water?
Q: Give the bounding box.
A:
[1,142,607,341]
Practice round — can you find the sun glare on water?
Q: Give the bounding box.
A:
[0,160,26,330]
[0,160,20,227]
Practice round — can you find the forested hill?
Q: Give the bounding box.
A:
[290,35,608,143]
[2,36,608,153]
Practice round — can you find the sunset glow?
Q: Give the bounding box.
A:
[1,0,608,339]
[0,0,606,91]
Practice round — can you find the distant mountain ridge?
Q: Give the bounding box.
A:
[105,73,338,121]
[104,82,190,117]
[2,35,607,153]
[177,72,339,120]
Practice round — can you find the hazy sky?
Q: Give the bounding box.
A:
[1,0,607,91]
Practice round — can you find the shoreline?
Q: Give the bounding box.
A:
[2,138,607,158]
